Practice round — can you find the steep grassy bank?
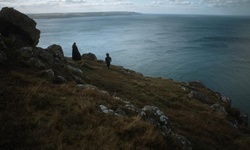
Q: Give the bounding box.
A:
[1,58,250,149]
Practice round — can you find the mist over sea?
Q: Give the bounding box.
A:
[35,14,250,120]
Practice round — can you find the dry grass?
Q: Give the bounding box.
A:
[1,59,250,149]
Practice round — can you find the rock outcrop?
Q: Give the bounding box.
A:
[98,92,192,150]
[1,7,249,150]
[0,50,7,63]
[82,52,97,61]
[47,44,66,63]
[0,7,40,48]
[227,107,248,127]
[187,81,248,127]
[0,8,80,83]
[189,90,209,102]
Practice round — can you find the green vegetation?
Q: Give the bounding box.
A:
[1,58,250,149]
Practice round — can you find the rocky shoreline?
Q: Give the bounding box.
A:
[0,7,249,149]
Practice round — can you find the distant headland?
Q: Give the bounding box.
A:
[28,11,141,19]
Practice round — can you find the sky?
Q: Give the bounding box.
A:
[0,0,250,16]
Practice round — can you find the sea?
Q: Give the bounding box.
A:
[35,14,250,123]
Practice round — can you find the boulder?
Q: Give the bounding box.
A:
[175,134,192,150]
[26,58,45,69]
[99,105,114,114]
[47,44,65,63]
[73,75,84,84]
[16,47,34,59]
[0,36,7,50]
[0,50,7,63]
[82,53,97,61]
[239,112,248,126]
[115,108,127,116]
[0,7,40,48]
[189,91,209,102]
[39,69,55,80]
[35,47,54,65]
[140,105,192,150]
[78,84,98,90]
[227,108,248,126]
[140,105,171,133]
[228,108,241,119]
[221,96,231,107]
[211,103,227,114]
[53,76,67,84]
[67,65,83,74]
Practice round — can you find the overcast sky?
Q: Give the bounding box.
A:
[0,0,250,16]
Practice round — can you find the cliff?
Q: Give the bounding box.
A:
[0,7,250,150]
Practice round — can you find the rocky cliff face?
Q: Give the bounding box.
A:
[0,7,40,48]
[0,7,249,150]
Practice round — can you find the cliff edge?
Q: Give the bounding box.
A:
[0,7,249,150]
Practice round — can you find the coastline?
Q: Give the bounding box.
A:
[1,7,250,149]
[28,11,141,19]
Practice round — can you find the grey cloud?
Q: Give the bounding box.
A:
[114,1,133,5]
[64,0,87,3]
[99,0,133,5]
[166,0,193,5]
[0,0,18,2]
[151,1,164,5]
[199,0,250,7]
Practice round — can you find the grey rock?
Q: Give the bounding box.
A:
[125,103,141,113]
[17,47,34,58]
[47,44,65,63]
[39,69,54,80]
[100,105,114,114]
[189,91,208,102]
[78,84,97,90]
[140,105,171,133]
[100,90,110,96]
[239,112,248,126]
[176,134,192,150]
[36,47,54,64]
[67,65,83,74]
[27,58,45,69]
[227,108,248,126]
[53,76,67,84]
[211,103,227,114]
[221,96,231,106]
[0,50,7,63]
[0,7,40,48]
[82,52,97,61]
[115,108,127,116]
[73,75,84,84]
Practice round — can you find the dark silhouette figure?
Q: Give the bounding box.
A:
[72,42,81,61]
[105,53,112,68]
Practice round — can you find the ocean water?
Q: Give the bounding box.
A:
[35,14,250,121]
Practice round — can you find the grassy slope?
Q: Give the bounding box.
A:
[1,59,250,150]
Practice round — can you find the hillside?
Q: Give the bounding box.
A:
[1,7,250,150]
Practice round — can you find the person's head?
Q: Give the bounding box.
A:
[106,53,109,57]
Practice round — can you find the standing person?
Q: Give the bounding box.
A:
[105,53,112,69]
[72,42,81,61]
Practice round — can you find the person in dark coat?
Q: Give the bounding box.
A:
[72,42,81,61]
[105,53,112,68]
